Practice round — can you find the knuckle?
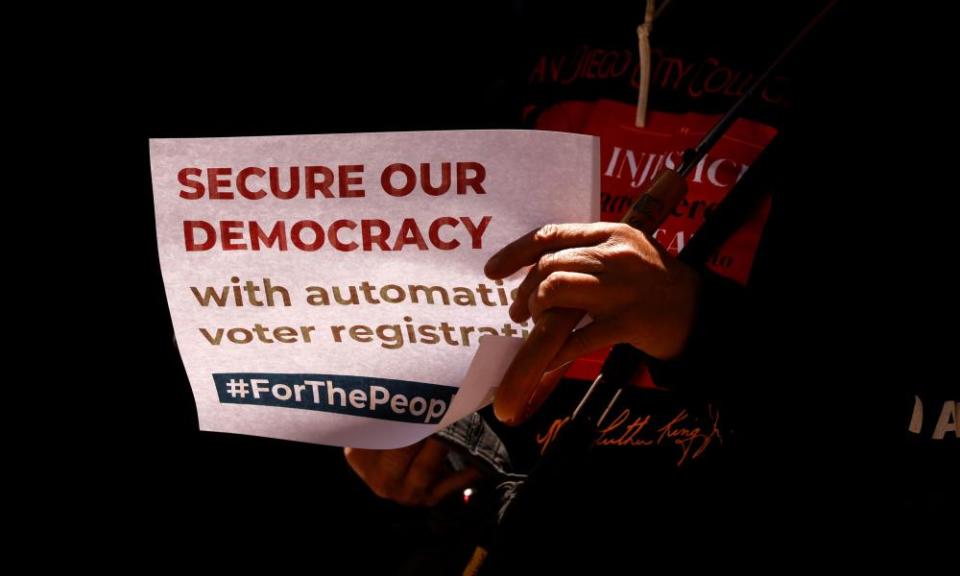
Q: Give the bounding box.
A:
[538,251,558,273]
[538,273,563,300]
[579,248,605,270]
[533,223,560,244]
[602,241,640,265]
[611,224,646,245]
[608,222,635,238]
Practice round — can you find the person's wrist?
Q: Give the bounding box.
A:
[645,264,702,360]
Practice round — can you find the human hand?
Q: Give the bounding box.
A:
[484,222,701,424]
[344,438,482,506]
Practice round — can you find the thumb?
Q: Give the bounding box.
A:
[546,318,625,370]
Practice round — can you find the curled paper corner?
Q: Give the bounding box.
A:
[437,335,524,429]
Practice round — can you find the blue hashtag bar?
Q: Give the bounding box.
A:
[213,373,457,425]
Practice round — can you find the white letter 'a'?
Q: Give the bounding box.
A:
[932,400,957,440]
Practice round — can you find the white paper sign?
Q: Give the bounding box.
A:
[150,130,599,448]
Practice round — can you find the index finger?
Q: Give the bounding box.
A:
[484,222,615,279]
